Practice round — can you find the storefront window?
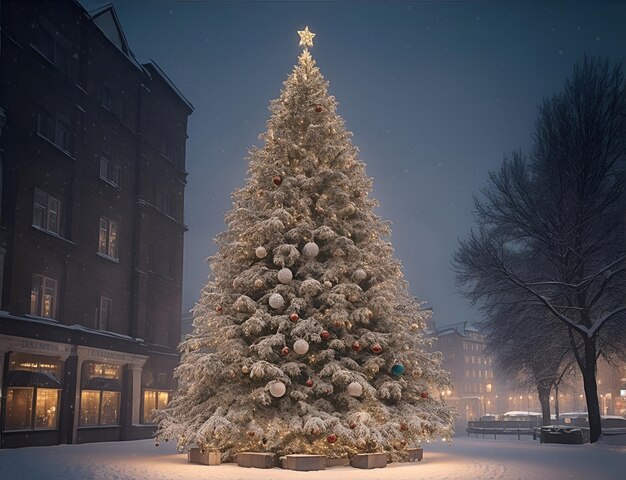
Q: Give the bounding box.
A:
[4,353,63,431]
[5,388,34,430]
[35,388,59,429]
[142,390,169,423]
[100,391,121,425]
[79,390,101,426]
[79,362,122,426]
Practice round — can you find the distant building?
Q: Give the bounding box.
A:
[428,321,512,430]
[0,0,192,448]
[430,321,626,430]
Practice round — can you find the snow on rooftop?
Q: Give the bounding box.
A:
[0,436,624,480]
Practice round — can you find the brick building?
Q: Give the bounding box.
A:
[0,0,192,448]
[429,321,626,431]
[428,322,509,430]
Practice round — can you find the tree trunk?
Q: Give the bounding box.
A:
[581,337,602,443]
[554,383,560,426]
[537,384,551,426]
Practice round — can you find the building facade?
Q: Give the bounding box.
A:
[428,322,508,430]
[0,0,192,448]
[430,321,626,431]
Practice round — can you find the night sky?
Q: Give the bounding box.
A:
[80,0,626,327]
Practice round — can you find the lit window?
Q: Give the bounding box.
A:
[33,188,62,235]
[5,353,63,431]
[142,390,170,423]
[5,387,34,430]
[98,217,119,259]
[79,362,122,426]
[100,391,121,425]
[99,154,121,186]
[99,296,112,331]
[30,274,58,318]
[35,388,60,429]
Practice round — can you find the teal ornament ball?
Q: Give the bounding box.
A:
[391,363,405,376]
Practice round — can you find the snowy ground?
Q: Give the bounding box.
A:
[0,436,624,480]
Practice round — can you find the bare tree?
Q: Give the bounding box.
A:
[482,299,576,426]
[453,57,626,442]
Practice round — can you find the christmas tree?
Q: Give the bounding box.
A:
[156,27,454,462]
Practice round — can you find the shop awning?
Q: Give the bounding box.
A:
[7,370,62,388]
[83,376,121,391]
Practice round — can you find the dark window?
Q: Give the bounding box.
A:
[55,114,71,151]
[32,17,70,74]
[36,108,55,141]
[99,154,121,187]
[99,296,112,331]
[156,187,172,216]
[147,244,156,272]
[37,107,72,153]
[33,188,62,235]
[102,82,113,110]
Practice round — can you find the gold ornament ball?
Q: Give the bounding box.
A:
[357,439,366,449]
[254,279,264,289]
[242,365,250,374]
[410,323,419,331]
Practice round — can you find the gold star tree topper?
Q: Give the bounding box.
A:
[298,26,315,48]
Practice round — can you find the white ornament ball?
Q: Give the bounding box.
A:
[323,280,333,289]
[347,382,363,397]
[302,242,320,259]
[269,293,285,309]
[353,269,367,282]
[277,268,293,284]
[268,380,286,398]
[255,246,267,258]
[293,339,310,355]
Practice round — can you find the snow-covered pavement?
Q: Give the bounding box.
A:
[0,436,624,480]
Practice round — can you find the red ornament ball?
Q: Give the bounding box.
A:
[215,305,223,313]
[350,423,357,429]
[327,434,337,444]
[352,341,362,352]
[314,104,323,113]
[305,378,314,387]
[400,440,407,447]
[281,346,290,356]
[320,330,330,341]
[400,422,408,431]
[420,391,429,399]
[290,313,299,322]
[247,431,255,437]
[371,343,383,354]
[273,175,283,186]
